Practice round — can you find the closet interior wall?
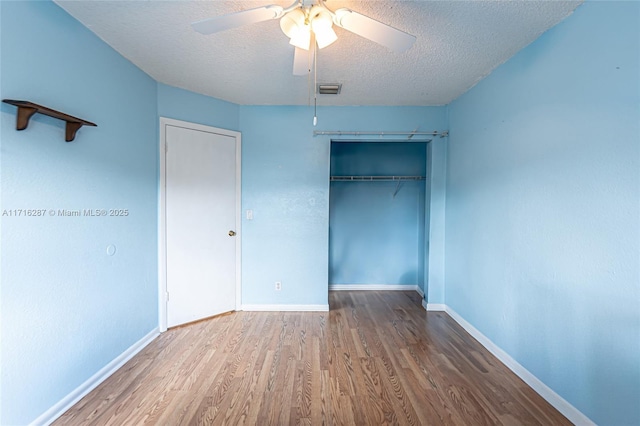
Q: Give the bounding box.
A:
[329,141,428,289]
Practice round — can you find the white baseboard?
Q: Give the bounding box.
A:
[329,284,420,292]
[443,306,595,426]
[415,286,425,298]
[30,328,160,426]
[241,304,329,312]
[425,303,446,311]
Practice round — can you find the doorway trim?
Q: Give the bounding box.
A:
[158,117,242,332]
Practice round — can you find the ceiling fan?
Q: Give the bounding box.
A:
[191,0,416,75]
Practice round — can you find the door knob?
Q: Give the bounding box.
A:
[228,230,236,236]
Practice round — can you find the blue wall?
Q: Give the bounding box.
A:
[426,136,447,304]
[0,2,158,424]
[239,106,446,306]
[329,142,426,286]
[157,82,240,131]
[446,2,639,424]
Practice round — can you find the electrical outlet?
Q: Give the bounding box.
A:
[275,281,281,291]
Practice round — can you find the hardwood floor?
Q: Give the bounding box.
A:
[55,291,571,425]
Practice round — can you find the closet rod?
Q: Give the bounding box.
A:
[314,130,449,138]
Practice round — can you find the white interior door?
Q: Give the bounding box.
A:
[161,120,240,328]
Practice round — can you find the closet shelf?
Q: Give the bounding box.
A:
[2,99,97,142]
[330,176,426,182]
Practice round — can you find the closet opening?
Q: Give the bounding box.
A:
[329,140,428,294]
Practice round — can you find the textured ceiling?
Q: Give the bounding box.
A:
[54,0,582,106]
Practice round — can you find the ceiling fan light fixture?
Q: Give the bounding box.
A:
[279,8,305,39]
[280,8,312,50]
[311,11,337,49]
[289,27,312,50]
[310,8,332,31]
[314,26,337,49]
[281,6,338,51]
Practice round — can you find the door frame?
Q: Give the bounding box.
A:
[158,117,242,332]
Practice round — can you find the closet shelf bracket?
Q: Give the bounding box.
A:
[393,180,403,198]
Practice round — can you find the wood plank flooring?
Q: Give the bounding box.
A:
[55,291,571,425]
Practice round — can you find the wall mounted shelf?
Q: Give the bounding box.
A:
[2,99,97,142]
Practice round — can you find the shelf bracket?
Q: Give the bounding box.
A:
[16,106,38,131]
[65,121,84,143]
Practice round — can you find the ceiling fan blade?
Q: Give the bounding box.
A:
[293,46,314,75]
[192,5,284,35]
[333,8,416,52]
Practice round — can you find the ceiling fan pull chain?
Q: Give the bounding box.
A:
[307,50,311,106]
[313,39,318,126]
